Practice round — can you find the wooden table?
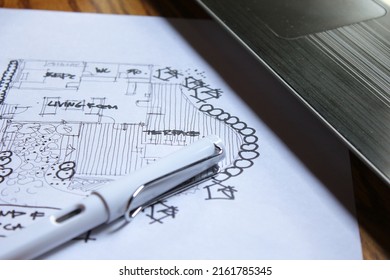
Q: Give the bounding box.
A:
[1,0,389,260]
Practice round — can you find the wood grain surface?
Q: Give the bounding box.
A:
[0,0,389,260]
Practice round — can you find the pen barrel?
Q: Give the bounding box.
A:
[94,135,224,222]
[0,195,108,260]
[0,135,224,259]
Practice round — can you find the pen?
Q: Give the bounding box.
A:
[0,135,225,259]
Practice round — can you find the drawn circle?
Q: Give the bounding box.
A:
[56,169,75,180]
[239,127,256,136]
[213,172,230,182]
[238,150,260,160]
[0,156,11,165]
[19,124,38,134]
[0,168,13,177]
[208,108,224,117]
[232,121,247,130]
[6,123,22,133]
[59,161,76,169]
[241,143,259,151]
[38,124,56,135]
[56,161,76,180]
[234,159,254,168]
[0,151,12,157]
[56,124,76,135]
[216,112,231,121]
[224,166,243,177]
[225,116,239,125]
[243,135,258,144]
[199,104,213,112]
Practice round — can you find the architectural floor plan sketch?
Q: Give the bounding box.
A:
[0,59,258,238]
[0,10,362,259]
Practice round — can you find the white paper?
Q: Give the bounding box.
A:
[0,8,362,259]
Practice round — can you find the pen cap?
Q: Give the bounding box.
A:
[93,135,225,222]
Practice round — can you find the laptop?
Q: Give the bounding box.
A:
[196,0,390,184]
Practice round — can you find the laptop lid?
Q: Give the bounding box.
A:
[197,0,390,184]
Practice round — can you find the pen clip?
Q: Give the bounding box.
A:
[124,143,223,222]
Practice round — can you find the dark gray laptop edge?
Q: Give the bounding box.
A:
[197,0,390,185]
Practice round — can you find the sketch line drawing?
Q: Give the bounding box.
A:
[0,60,18,104]
[0,203,60,238]
[0,59,259,234]
[144,200,179,224]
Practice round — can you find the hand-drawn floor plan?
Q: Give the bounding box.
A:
[0,59,258,239]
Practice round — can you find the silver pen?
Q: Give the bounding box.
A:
[0,135,225,259]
